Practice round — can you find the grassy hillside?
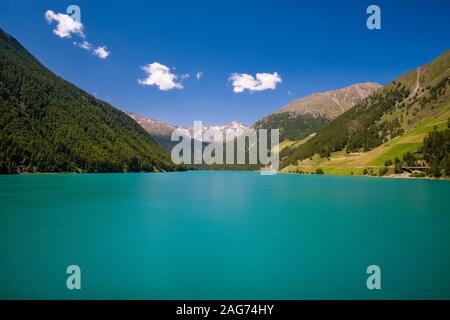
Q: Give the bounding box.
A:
[0,28,179,173]
[281,50,450,176]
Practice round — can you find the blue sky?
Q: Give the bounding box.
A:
[0,0,449,126]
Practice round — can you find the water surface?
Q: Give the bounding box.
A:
[0,172,449,299]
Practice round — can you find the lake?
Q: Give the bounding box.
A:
[0,171,449,299]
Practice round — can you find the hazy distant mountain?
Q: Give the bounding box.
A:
[191,121,250,143]
[127,112,250,150]
[126,112,179,150]
[254,83,381,141]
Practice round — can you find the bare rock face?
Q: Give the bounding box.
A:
[278,82,382,119]
[253,82,381,142]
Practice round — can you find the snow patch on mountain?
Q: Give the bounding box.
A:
[126,112,250,143]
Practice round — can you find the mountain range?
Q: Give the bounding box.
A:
[128,83,380,151]
[128,52,449,177]
[126,112,250,150]
[1,27,448,176]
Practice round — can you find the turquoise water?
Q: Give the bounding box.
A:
[0,171,449,299]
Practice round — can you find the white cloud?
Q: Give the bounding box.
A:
[93,46,110,59]
[180,73,190,80]
[196,72,204,80]
[229,72,282,93]
[45,9,110,59]
[45,10,84,38]
[73,42,110,59]
[75,41,92,51]
[138,62,183,91]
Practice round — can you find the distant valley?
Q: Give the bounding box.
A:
[128,82,381,152]
[128,52,450,178]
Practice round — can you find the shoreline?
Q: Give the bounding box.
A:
[280,170,450,181]
[2,170,448,181]
[378,173,450,180]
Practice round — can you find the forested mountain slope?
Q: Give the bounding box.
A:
[0,28,178,173]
